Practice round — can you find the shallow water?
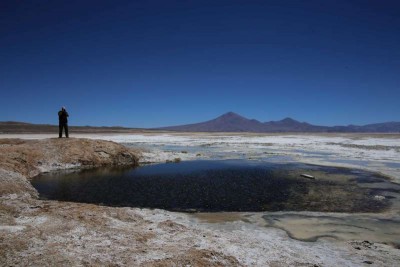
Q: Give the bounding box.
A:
[31,159,400,246]
[193,210,400,248]
[32,160,395,213]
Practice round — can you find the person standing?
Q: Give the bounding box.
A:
[58,107,69,138]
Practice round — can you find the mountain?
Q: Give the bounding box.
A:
[261,117,328,132]
[329,122,400,133]
[359,122,400,132]
[157,112,400,133]
[158,112,265,132]
[1,114,399,133]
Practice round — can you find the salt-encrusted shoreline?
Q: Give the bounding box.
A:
[4,133,398,181]
[1,135,400,266]
[90,132,400,183]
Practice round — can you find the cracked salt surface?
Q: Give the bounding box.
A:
[92,133,400,247]
[3,132,400,265]
[0,225,26,232]
[6,133,399,180]
[81,133,400,183]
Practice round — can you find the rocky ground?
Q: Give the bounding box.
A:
[0,138,140,197]
[1,137,400,266]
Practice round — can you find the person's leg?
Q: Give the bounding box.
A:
[65,124,69,138]
[59,124,62,138]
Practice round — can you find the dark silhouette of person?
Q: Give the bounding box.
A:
[58,107,69,138]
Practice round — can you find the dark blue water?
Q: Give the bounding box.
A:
[31,160,392,212]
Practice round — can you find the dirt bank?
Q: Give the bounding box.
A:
[0,138,140,197]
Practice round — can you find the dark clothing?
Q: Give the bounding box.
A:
[58,109,69,138]
[59,123,68,138]
[58,110,69,124]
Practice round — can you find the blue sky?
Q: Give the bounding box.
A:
[1,0,399,127]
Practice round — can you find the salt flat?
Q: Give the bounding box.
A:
[36,132,399,183]
[5,132,398,182]
[2,132,400,266]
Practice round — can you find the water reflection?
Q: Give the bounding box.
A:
[32,160,394,213]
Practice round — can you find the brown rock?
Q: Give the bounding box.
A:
[0,138,140,197]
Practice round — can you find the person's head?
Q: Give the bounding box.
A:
[61,106,66,111]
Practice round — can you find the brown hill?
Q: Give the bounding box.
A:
[157,112,400,133]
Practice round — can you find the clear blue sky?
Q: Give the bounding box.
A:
[1,0,399,127]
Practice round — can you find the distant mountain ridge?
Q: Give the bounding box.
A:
[0,121,142,134]
[157,112,400,133]
[1,114,399,133]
